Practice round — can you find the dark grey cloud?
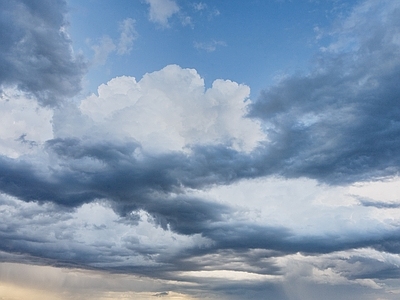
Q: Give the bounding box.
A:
[1,136,400,260]
[3,153,400,278]
[0,0,85,106]
[344,255,400,280]
[356,196,400,209]
[250,1,400,184]
[1,191,400,299]
[0,137,258,209]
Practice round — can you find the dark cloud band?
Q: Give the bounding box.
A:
[0,0,86,106]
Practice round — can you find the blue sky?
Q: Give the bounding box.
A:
[67,0,345,96]
[1,0,400,299]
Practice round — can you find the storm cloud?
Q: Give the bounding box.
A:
[0,0,85,106]
[250,0,400,184]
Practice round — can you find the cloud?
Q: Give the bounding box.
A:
[192,2,220,19]
[1,1,400,299]
[194,40,226,52]
[357,197,400,209]
[2,135,400,258]
[91,36,116,65]
[0,45,399,261]
[250,0,400,184]
[0,0,86,106]
[117,18,138,55]
[153,291,169,297]
[79,64,264,153]
[193,3,207,11]
[90,18,137,65]
[0,87,53,157]
[145,0,179,27]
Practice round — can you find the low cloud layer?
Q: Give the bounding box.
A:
[79,65,264,153]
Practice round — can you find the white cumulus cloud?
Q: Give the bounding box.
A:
[79,64,264,153]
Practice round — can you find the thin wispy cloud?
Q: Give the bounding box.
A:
[91,35,116,65]
[117,18,138,55]
[194,40,226,52]
[145,0,179,27]
[90,18,137,65]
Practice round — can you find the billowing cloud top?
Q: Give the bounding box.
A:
[79,65,264,153]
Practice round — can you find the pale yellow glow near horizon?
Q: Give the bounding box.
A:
[0,262,196,300]
[0,282,63,300]
[0,283,195,300]
[94,291,195,300]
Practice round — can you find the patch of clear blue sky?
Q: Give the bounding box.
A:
[67,0,356,99]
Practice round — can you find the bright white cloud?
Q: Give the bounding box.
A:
[188,176,400,238]
[79,64,264,153]
[145,0,179,27]
[0,87,53,158]
[180,270,282,282]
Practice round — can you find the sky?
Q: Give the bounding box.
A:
[0,0,400,299]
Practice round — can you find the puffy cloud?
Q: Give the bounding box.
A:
[145,0,179,27]
[0,0,86,106]
[79,64,264,153]
[0,195,211,269]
